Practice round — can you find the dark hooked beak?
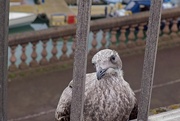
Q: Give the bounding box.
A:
[96,68,108,80]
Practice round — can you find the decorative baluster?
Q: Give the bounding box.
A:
[170,18,178,39]
[30,42,38,67]
[19,43,28,69]
[110,28,118,50]
[50,38,58,63]
[90,31,98,55]
[100,29,107,50]
[127,24,136,48]
[161,19,170,41]
[60,36,68,61]
[70,35,76,59]
[136,23,145,46]
[9,45,18,71]
[118,26,128,49]
[40,40,48,65]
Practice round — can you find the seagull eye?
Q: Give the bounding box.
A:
[110,55,116,63]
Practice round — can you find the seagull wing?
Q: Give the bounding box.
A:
[55,81,73,121]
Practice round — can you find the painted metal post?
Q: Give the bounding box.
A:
[137,0,163,121]
[0,0,10,121]
[70,0,92,121]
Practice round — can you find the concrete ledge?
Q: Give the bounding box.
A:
[132,108,180,121]
[131,104,180,121]
[149,109,180,121]
[150,104,180,115]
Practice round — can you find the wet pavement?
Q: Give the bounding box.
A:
[8,46,180,121]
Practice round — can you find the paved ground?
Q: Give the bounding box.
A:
[8,46,180,121]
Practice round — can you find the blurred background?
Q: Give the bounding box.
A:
[7,0,180,121]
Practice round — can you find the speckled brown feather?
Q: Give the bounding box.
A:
[55,49,136,121]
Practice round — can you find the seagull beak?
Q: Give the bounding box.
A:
[96,68,108,80]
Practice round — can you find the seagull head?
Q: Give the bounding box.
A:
[92,49,122,80]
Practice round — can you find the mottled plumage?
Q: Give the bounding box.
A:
[55,49,136,121]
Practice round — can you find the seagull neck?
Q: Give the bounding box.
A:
[117,68,123,77]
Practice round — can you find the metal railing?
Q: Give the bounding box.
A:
[1,0,180,121]
[137,0,162,120]
[0,0,9,120]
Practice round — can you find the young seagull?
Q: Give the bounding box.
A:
[55,49,136,121]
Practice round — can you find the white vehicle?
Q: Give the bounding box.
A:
[162,2,175,9]
[9,12,37,28]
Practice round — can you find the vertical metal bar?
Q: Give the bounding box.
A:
[70,0,92,121]
[137,0,163,121]
[0,0,9,121]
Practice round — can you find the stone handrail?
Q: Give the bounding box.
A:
[8,7,180,72]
